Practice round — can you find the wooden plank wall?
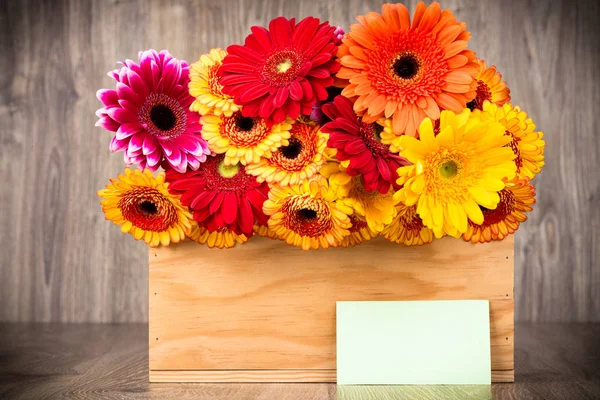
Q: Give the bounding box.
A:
[1,0,598,322]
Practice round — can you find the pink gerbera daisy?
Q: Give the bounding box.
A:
[96,49,210,173]
[218,16,340,123]
[322,96,409,193]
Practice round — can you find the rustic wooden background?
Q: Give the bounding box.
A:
[1,0,598,323]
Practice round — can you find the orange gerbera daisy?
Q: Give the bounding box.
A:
[466,59,511,111]
[463,178,536,243]
[337,2,478,136]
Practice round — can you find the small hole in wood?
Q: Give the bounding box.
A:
[154,293,157,295]
[506,294,509,297]
[156,338,159,341]
[155,253,158,257]
[506,337,509,340]
[506,256,509,259]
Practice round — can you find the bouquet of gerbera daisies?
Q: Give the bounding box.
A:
[97,2,545,250]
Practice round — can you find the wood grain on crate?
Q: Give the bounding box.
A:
[150,236,514,382]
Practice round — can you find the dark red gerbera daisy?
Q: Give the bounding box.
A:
[218,16,340,123]
[165,154,269,236]
[322,96,409,194]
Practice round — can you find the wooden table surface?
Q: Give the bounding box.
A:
[0,324,598,399]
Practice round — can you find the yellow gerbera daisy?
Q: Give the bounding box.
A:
[466,59,511,111]
[382,203,435,246]
[187,221,248,248]
[189,48,240,116]
[263,176,351,250]
[321,160,397,233]
[474,101,545,180]
[394,109,518,238]
[201,112,293,165]
[98,168,193,247]
[246,120,328,186]
[463,178,536,243]
[339,215,379,247]
[253,223,279,239]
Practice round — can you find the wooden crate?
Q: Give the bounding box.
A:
[149,235,514,383]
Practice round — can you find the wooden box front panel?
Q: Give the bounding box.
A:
[149,236,514,382]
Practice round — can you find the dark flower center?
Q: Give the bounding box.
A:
[392,54,420,79]
[298,208,317,220]
[138,93,187,139]
[371,123,384,142]
[139,200,158,215]
[150,105,177,131]
[236,116,255,132]
[280,138,303,159]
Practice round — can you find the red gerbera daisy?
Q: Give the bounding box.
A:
[218,16,340,123]
[165,154,269,236]
[322,96,409,193]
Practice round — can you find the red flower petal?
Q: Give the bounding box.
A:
[222,192,238,224]
[289,80,303,101]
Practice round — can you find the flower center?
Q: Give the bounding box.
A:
[139,200,158,215]
[467,80,493,111]
[367,31,447,101]
[298,208,317,220]
[268,122,319,172]
[218,160,240,178]
[220,112,270,148]
[371,123,384,142]
[392,52,421,80]
[139,93,187,139]
[440,160,459,179]
[150,104,176,131]
[283,196,332,237]
[236,116,255,131]
[280,138,303,159]
[262,49,304,87]
[119,187,177,232]
[277,59,293,73]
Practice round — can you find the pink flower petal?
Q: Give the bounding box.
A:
[126,69,150,99]
[109,136,128,152]
[116,82,139,105]
[164,146,182,167]
[118,99,138,113]
[146,149,162,167]
[96,116,121,132]
[160,140,175,156]
[142,134,158,155]
[127,134,144,154]
[177,134,204,156]
[187,156,201,170]
[116,123,142,140]
[96,89,119,106]
[107,107,136,124]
